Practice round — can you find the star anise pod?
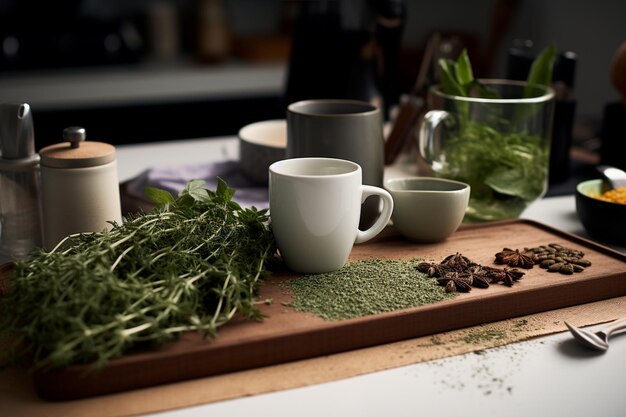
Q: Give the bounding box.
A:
[503,267,525,282]
[464,267,491,289]
[436,271,472,293]
[416,262,443,277]
[480,266,505,283]
[489,267,525,286]
[423,251,528,293]
[440,252,474,271]
[494,248,535,269]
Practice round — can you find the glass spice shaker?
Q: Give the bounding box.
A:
[0,103,43,262]
[40,127,122,250]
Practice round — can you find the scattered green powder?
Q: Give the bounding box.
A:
[462,329,507,344]
[513,319,528,328]
[284,258,456,321]
[430,335,445,345]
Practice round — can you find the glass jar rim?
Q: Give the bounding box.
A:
[431,79,555,104]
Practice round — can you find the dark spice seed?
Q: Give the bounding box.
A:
[548,263,564,272]
[517,243,592,275]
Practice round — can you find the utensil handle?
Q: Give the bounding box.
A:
[384,98,424,165]
[601,317,626,337]
[597,165,626,189]
[355,185,394,244]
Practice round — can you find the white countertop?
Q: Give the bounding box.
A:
[115,137,626,417]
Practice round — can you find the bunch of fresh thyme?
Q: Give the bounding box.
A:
[0,179,275,370]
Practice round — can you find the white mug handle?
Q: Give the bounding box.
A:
[355,185,394,244]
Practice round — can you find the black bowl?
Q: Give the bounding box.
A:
[575,179,626,245]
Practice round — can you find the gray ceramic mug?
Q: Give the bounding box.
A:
[287,99,385,228]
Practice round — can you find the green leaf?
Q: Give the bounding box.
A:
[438,58,466,97]
[144,187,175,206]
[216,177,236,202]
[177,193,196,208]
[184,179,206,192]
[228,200,243,211]
[470,81,501,99]
[188,187,209,202]
[526,44,556,91]
[178,179,209,202]
[485,166,534,201]
[455,49,474,87]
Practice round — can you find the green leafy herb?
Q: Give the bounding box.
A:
[438,58,466,97]
[526,44,556,91]
[434,46,555,221]
[438,45,555,99]
[438,120,549,222]
[455,49,474,88]
[0,179,276,370]
[438,49,500,99]
[144,186,175,206]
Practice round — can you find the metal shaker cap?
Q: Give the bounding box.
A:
[0,103,35,160]
[40,127,116,169]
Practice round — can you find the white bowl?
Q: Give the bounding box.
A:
[239,120,286,184]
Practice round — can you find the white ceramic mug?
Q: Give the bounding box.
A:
[269,157,393,274]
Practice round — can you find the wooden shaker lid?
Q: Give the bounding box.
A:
[40,127,116,169]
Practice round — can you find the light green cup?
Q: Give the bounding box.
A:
[384,177,470,242]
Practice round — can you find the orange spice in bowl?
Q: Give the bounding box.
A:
[576,179,626,245]
[594,187,626,204]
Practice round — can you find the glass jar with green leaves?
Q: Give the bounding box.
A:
[419,47,556,222]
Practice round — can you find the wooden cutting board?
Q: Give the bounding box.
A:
[28,220,626,400]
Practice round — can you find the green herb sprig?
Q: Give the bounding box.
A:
[0,179,276,370]
[434,45,556,222]
[438,45,556,98]
[525,44,557,94]
[438,49,501,100]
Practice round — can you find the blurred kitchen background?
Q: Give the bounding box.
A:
[1,0,625,182]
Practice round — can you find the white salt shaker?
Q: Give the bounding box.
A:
[40,127,122,250]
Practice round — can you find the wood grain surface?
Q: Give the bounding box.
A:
[30,220,626,400]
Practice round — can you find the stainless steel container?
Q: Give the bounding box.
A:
[40,127,122,250]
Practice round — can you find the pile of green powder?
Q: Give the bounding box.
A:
[285,258,456,321]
